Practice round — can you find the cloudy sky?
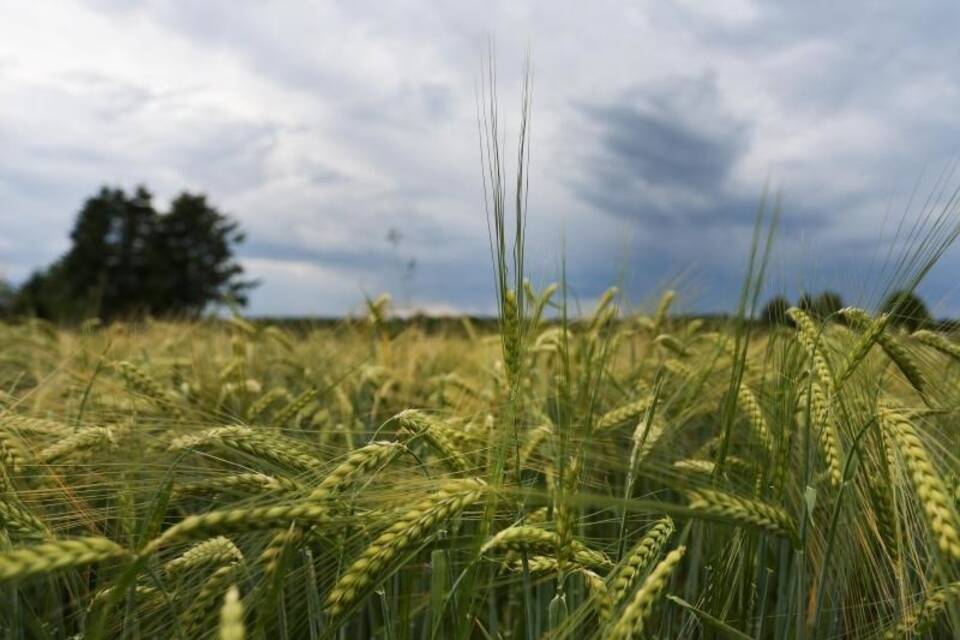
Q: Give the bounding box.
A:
[3,1,960,316]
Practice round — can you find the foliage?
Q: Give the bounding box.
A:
[798,290,845,321]
[814,290,845,319]
[759,295,790,325]
[881,289,933,331]
[11,186,253,321]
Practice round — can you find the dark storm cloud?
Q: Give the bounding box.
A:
[572,75,756,229]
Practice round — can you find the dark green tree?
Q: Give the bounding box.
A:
[13,186,253,321]
[797,292,816,317]
[880,290,932,331]
[813,291,844,321]
[148,193,253,315]
[0,279,14,317]
[760,296,791,325]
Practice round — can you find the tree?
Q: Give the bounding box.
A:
[13,186,254,321]
[0,279,14,317]
[796,290,845,321]
[760,296,791,325]
[797,292,816,317]
[880,290,932,331]
[813,291,844,321]
[146,193,253,315]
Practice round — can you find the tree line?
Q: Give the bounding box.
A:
[759,289,935,330]
[1,186,253,322]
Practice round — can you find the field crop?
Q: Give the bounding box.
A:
[0,293,959,638]
[2,79,960,640]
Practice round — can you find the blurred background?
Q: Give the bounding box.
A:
[2,1,960,319]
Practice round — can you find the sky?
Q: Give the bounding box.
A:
[3,1,960,317]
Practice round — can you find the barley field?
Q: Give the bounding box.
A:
[0,285,959,639]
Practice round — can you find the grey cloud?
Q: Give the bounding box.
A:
[571,74,755,228]
[9,1,960,316]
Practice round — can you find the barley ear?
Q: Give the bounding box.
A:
[883,412,960,559]
[219,585,245,640]
[0,537,129,582]
[607,546,686,640]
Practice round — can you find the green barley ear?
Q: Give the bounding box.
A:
[0,497,49,542]
[395,410,470,473]
[219,585,245,640]
[883,411,960,559]
[164,536,243,577]
[835,307,891,385]
[737,385,772,453]
[597,397,652,431]
[912,328,960,361]
[843,308,926,395]
[655,333,689,357]
[804,383,843,488]
[308,440,406,501]
[325,478,486,619]
[652,290,676,334]
[685,488,797,542]
[529,282,559,329]
[169,425,321,472]
[580,567,613,622]
[883,582,960,639]
[786,307,835,392]
[115,360,184,418]
[610,517,674,604]
[270,388,319,428]
[480,525,610,569]
[245,387,293,422]
[0,537,128,582]
[36,426,116,464]
[143,503,332,555]
[607,546,686,640]
[0,422,28,473]
[259,525,304,583]
[173,473,301,500]
[182,561,244,637]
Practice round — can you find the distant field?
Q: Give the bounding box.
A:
[0,292,958,639]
